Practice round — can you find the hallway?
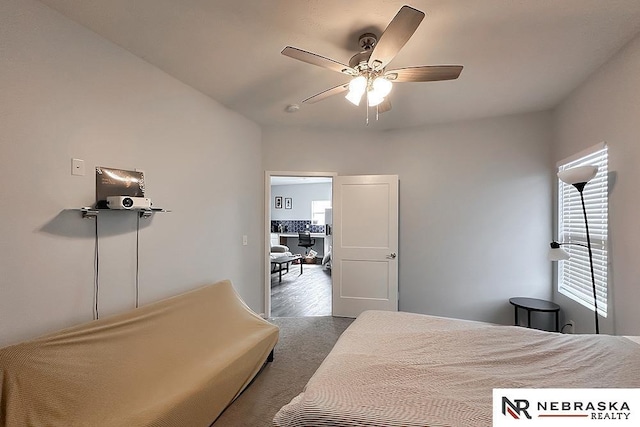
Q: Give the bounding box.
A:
[271,264,331,317]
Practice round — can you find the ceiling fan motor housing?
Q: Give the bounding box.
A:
[349,51,373,70]
[349,33,378,70]
[358,33,377,50]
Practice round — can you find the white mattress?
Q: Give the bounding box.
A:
[274,310,640,427]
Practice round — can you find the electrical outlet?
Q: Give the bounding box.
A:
[242,235,248,246]
[566,320,575,334]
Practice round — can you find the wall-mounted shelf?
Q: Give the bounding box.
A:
[79,207,171,219]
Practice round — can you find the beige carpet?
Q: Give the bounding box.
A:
[212,316,354,426]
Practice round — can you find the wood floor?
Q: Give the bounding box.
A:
[270,263,332,317]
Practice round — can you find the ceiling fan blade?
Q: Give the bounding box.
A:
[385,65,463,82]
[368,6,425,70]
[282,46,355,75]
[377,98,392,114]
[302,83,349,104]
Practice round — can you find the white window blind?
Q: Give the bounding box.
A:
[557,145,608,317]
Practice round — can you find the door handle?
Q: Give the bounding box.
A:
[386,253,397,259]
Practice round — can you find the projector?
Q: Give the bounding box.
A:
[106,196,152,210]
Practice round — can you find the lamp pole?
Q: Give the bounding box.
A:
[574,182,600,334]
[555,165,600,335]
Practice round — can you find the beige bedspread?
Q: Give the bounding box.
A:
[0,280,278,427]
[274,310,640,427]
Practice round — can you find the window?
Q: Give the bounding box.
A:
[557,144,608,317]
[311,200,331,225]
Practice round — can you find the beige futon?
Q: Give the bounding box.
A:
[0,280,278,427]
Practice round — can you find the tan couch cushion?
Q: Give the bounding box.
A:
[0,280,278,427]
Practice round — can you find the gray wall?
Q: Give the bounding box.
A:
[271,183,331,220]
[553,32,640,335]
[0,0,263,347]
[263,111,553,326]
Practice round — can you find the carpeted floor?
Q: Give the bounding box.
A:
[212,316,354,426]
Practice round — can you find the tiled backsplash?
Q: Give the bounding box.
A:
[271,220,325,234]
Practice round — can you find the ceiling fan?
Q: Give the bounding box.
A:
[281,5,463,117]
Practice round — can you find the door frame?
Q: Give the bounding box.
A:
[264,171,337,318]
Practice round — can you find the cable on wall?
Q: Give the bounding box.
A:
[135,214,140,308]
[94,218,100,320]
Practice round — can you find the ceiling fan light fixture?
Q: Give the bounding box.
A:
[345,90,364,106]
[348,76,367,94]
[345,75,367,105]
[282,5,463,120]
[367,91,385,107]
[372,77,393,97]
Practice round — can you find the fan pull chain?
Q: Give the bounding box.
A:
[366,95,370,125]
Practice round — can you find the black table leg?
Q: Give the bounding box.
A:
[509,298,561,333]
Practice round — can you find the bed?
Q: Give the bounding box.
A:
[274,310,640,427]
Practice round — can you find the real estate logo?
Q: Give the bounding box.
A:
[502,396,532,420]
[493,389,639,426]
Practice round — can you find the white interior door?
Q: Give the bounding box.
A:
[332,175,399,317]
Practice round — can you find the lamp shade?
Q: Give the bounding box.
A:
[367,91,384,107]
[558,165,598,185]
[348,76,367,93]
[372,77,392,98]
[345,76,367,106]
[345,90,363,106]
[548,246,570,261]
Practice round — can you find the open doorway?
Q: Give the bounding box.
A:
[265,172,334,318]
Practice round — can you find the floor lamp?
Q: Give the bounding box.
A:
[549,165,600,334]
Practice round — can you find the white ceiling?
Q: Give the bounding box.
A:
[39,0,640,131]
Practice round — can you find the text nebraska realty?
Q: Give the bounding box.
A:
[505,397,631,420]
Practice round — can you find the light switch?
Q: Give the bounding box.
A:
[242,235,248,246]
[72,158,85,176]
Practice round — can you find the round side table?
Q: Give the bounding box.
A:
[509,297,560,332]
